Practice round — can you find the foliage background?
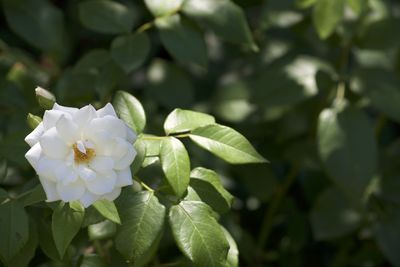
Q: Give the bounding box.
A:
[1,0,400,266]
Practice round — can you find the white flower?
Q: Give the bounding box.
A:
[25,102,137,207]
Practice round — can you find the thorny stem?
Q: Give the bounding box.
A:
[256,165,300,252]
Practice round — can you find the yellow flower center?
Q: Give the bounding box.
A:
[73,143,95,164]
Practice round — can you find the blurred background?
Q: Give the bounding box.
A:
[1,0,400,266]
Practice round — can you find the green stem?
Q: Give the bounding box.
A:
[136,21,154,33]
[134,176,154,192]
[142,135,167,141]
[257,165,300,250]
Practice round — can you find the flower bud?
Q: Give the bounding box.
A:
[27,113,42,129]
[35,86,56,109]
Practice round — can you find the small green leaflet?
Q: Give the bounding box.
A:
[160,137,190,198]
[93,199,121,224]
[189,124,267,164]
[113,90,146,134]
[164,108,215,135]
[52,202,84,257]
[169,201,229,267]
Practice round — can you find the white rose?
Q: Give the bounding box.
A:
[25,101,137,207]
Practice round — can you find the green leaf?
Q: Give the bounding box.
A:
[111,32,151,73]
[188,167,234,214]
[82,207,105,228]
[222,227,239,267]
[93,199,121,224]
[38,220,61,261]
[351,68,400,123]
[164,109,215,135]
[0,200,29,264]
[156,14,207,68]
[317,100,378,202]
[189,124,267,164]
[160,137,191,198]
[0,189,8,203]
[52,202,84,258]
[18,185,46,207]
[81,254,107,267]
[374,209,400,267]
[144,0,184,17]
[88,220,116,241]
[7,220,38,267]
[347,0,364,15]
[79,0,134,34]
[113,90,146,134]
[310,187,360,240]
[251,57,321,120]
[2,0,65,52]
[74,49,111,72]
[131,138,147,175]
[169,201,229,267]
[296,0,317,8]
[147,59,194,109]
[115,191,166,265]
[182,0,257,49]
[312,0,345,39]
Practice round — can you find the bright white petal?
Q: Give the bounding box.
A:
[37,156,64,182]
[43,110,71,130]
[79,190,100,207]
[25,143,42,170]
[25,123,44,147]
[53,103,78,115]
[126,125,137,143]
[103,187,121,202]
[85,171,116,195]
[89,115,126,139]
[89,156,114,173]
[116,168,133,187]
[38,176,60,202]
[97,103,117,118]
[55,164,78,185]
[77,166,97,182]
[57,179,85,202]
[56,115,79,145]
[114,143,137,170]
[39,127,69,159]
[73,104,97,130]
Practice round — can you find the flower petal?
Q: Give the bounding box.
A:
[73,104,97,130]
[57,179,85,202]
[40,127,69,159]
[85,171,116,195]
[37,156,64,182]
[78,166,97,182]
[43,110,71,130]
[116,168,133,187]
[103,187,121,202]
[53,103,78,115]
[56,115,79,145]
[55,164,78,185]
[25,123,44,147]
[89,115,126,139]
[79,190,100,207]
[114,143,137,170]
[126,125,137,143]
[25,143,42,170]
[39,176,60,202]
[97,103,117,118]
[89,156,114,173]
